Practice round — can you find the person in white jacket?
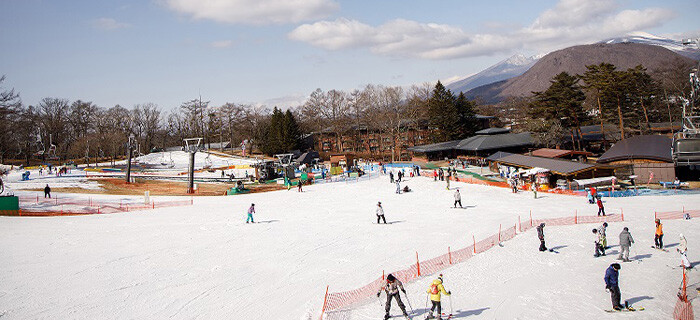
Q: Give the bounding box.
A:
[376,202,387,224]
[453,189,462,208]
[678,234,691,269]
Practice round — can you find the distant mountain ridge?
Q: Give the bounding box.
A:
[464,42,698,104]
[599,32,700,60]
[446,54,540,94]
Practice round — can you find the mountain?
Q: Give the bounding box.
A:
[446,54,540,94]
[600,32,700,60]
[464,42,698,104]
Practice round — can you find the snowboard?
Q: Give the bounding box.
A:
[605,306,644,312]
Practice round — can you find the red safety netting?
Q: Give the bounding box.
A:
[319,213,624,319]
[656,209,700,221]
[10,195,193,216]
[673,270,694,320]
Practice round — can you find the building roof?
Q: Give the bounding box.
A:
[455,132,532,151]
[475,127,510,135]
[531,148,593,158]
[489,152,596,176]
[407,140,461,153]
[296,151,320,164]
[564,124,621,142]
[597,135,672,163]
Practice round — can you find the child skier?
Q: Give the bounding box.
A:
[593,229,605,257]
[587,190,594,204]
[246,203,255,223]
[426,274,451,319]
[536,223,547,252]
[618,227,634,262]
[654,219,664,249]
[604,263,624,311]
[599,222,608,248]
[376,202,387,224]
[678,234,691,269]
[396,181,401,194]
[376,274,409,320]
[596,196,605,216]
[453,189,462,208]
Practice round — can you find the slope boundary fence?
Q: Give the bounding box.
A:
[5,194,193,216]
[319,211,624,319]
[655,208,700,220]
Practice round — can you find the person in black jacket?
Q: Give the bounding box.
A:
[44,184,51,198]
[536,223,547,251]
[604,263,624,310]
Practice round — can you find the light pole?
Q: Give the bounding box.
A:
[126,134,135,184]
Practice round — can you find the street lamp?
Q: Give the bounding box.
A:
[126,134,135,184]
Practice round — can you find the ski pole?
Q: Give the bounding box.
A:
[404,292,414,315]
[449,295,453,316]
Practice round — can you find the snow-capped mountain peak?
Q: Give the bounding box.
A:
[599,32,699,59]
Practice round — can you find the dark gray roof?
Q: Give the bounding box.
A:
[486,151,514,161]
[455,132,532,151]
[296,151,320,164]
[489,153,595,175]
[597,135,672,163]
[407,140,461,153]
[475,127,510,135]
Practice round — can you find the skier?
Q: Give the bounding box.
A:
[398,170,403,182]
[376,274,409,320]
[678,233,691,269]
[246,203,255,223]
[390,171,395,183]
[536,223,547,252]
[44,184,51,199]
[617,227,634,262]
[599,222,608,248]
[587,190,594,204]
[297,179,303,192]
[593,229,606,257]
[532,183,537,199]
[604,263,624,311]
[396,180,401,194]
[596,196,605,216]
[445,177,450,190]
[376,202,387,224]
[426,274,451,319]
[453,189,462,208]
[654,219,663,249]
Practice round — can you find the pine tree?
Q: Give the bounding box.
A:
[427,81,459,142]
[529,72,587,149]
[455,92,479,138]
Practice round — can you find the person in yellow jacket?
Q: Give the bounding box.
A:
[654,219,664,249]
[426,274,451,319]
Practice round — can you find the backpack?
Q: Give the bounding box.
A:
[430,283,439,294]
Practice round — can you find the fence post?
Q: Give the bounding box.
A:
[499,224,502,242]
[518,215,521,232]
[530,210,533,227]
[382,270,385,280]
[416,252,421,276]
[473,235,476,254]
[654,211,657,220]
[448,246,452,264]
[621,208,624,221]
[318,285,329,320]
[575,209,578,224]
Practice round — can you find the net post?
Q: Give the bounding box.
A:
[499,224,502,242]
[575,210,577,224]
[530,210,533,226]
[473,235,476,254]
[448,246,452,264]
[318,285,329,320]
[518,215,521,232]
[416,252,421,276]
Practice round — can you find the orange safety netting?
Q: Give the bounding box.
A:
[11,195,193,216]
[656,209,700,221]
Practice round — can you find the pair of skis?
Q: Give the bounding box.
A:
[605,306,645,312]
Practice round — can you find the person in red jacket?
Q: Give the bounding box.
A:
[596,196,606,216]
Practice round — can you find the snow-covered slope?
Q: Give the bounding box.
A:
[600,31,700,60]
[0,174,698,319]
[446,54,540,94]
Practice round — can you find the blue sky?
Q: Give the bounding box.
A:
[1,0,698,111]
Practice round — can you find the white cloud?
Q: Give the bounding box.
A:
[163,0,339,25]
[92,18,130,30]
[289,0,675,60]
[211,40,234,48]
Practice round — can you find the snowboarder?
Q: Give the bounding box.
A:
[678,233,691,269]
[246,203,255,223]
[376,274,409,320]
[618,227,634,262]
[396,181,401,194]
[654,219,663,249]
[604,263,624,311]
[453,189,462,208]
[536,223,547,252]
[596,196,605,216]
[376,202,387,224]
[593,229,606,257]
[426,274,451,319]
[390,171,395,183]
[44,184,51,198]
[599,222,608,248]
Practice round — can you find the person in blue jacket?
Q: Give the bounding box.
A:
[604,263,624,310]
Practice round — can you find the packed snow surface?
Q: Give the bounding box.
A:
[1,174,698,319]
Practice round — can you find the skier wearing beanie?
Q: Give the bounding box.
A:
[536,223,547,252]
[376,274,409,319]
[426,274,451,319]
[604,263,624,310]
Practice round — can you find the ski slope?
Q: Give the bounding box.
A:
[0,174,698,319]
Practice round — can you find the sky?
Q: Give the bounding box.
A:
[1,0,699,111]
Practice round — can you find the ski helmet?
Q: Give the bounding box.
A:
[592,228,597,233]
[386,274,395,282]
